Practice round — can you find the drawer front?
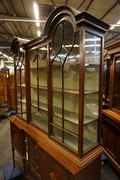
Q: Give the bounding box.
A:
[41,150,71,180]
[27,135,41,175]
[10,122,25,156]
[26,163,41,180]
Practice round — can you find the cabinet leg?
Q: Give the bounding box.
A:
[22,157,26,180]
[12,146,15,168]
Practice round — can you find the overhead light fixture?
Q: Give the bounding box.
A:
[38,30,41,37]
[3,54,8,58]
[110,26,115,30]
[33,2,40,27]
[9,57,14,61]
[85,38,100,41]
[117,20,120,25]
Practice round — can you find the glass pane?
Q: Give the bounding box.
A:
[30,57,37,87]
[64,120,78,134]
[31,106,48,131]
[83,32,101,151]
[113,57,120,110]
[103,60,110,106]
[52,126,62,141]
[103,61,107,106]
[30,46,48,131]
[31,88,37,106]
[15,51,26,120]
[64,131,78,151]
[16,67,20,105]
[50,21,80,152]
[53,116,62,127]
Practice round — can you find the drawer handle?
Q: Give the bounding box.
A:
[13,134,18,141]
[35,155,38,160]
[36,165,39,171]
[35,145,38,150]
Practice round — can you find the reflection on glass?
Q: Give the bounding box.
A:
[64,132,78,151]
[30,46,48,131]
[15,51,26,120]
[113,57,120,111]
[103,60,110,106]
[31,106,48,131]
[83,32,101,151]
[50,21,79,152]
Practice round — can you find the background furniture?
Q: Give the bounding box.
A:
[102,40,120,174]
[0,69,9,115]
[0,67,15,116]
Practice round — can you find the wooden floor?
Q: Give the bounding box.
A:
[0,115,120,180]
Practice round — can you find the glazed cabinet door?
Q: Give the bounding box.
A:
[15,51,26,120]
[83,32,101,152]
[29,46,48,131]
[49,23,80,153]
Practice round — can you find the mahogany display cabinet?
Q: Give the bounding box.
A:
[9,6,109,180]
[102,40,120,174]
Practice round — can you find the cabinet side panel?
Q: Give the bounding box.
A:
[103,119,118,161]
[10,122,25,157]
[75,156,101,180]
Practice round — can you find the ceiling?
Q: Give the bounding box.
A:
[0,0,120,65]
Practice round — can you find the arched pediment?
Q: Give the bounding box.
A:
[42,5,80,40]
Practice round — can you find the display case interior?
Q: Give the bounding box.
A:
[28,27,101,153]
[15,51,26,120]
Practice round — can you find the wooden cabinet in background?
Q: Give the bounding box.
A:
[9,5,109,180]
[8,74,16,109]
[0,68,9,104]
[0,71,9,115]
[102,40,120,174]
[0,74,5,105]
[0,68,15,115]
